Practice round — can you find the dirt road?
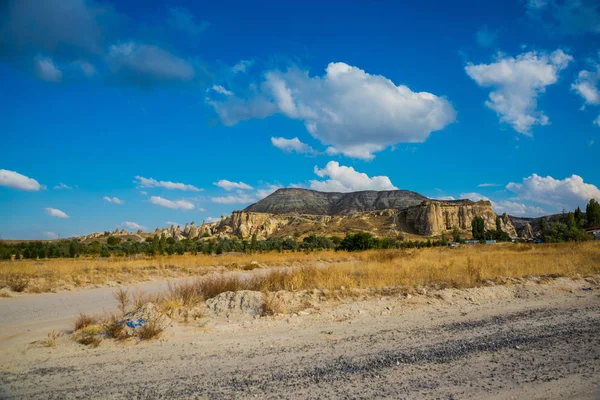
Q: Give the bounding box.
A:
[1,277,599,399]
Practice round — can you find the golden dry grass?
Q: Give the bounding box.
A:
[0,251,351,293]
[164,242,600,305]
[1,243,599,295]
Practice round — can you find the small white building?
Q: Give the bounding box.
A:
[585,226,600,240]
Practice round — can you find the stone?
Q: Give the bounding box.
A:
[205,291,266,318]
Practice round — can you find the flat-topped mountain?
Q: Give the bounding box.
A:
[244,188,428,215]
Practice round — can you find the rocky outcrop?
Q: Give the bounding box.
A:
[520,223,534,239]
[205,290,266,318]
[244,188,427,215]
[401,200,517,237]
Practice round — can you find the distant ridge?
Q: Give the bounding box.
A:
[243,188,429,216]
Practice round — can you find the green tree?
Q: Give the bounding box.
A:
[250,234,258,253]
[586,198,600,227]
[452,227,461,243]
[472,216,485,240]
[107,236,121,246]
[574,207,585,226]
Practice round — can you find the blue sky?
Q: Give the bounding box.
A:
[1,0,599,239]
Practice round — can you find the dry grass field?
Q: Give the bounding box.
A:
[1,242,598,296]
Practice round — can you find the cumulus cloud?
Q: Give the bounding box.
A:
[134,176,201,191]
[213,180,253,191]
[271,137,316,155]
[43,231,58,239]
[594,115,600,126]
[0,169,43,191]
[309,161,397,192]
[493,200,546,216]
[33,55,62,82]
[506,173,600,211]
[434,195,456,200]
[211,194,256,204]
[208,62,456,160]
[149,196,195,210]
[107,42,195,86]
[465,49,572,134]
[45,207,68,219]
[167,7,209,36]
[526,0,600,35]
[121,221,145,231]
[204,216,221,223]
[459,192,490,202]
[103,196,124,204]
[572,63,600,105]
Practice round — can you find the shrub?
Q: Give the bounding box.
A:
[4,273,31,292]
[74,313,98,331]
[137,314,165,340]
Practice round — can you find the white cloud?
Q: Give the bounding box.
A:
[309,161,397,192]
[434,196,456,200]
[271,137,316,155]
[34,55,62,82]
[493,200,546,216]
[45,207,68,219]
[506,173,600,211]
[103,196,124,205]
[459,192,490,202]
[232,60,253,73]
[477,183,501,187]
[0,169,43,191]
[475,26,498,47]
[465,49,572,134]
[204,216,221,223]
[255,184,281,200]
[121,221,145,231]
[134,176,201,191]
[165,221,180,227]
[211,84,233,96]
[594,115,600,126]
[211,194,256,204]
[43,232,58,239]
[213,180,253,191]
[208,62,456,160]
[149,196,195,211]
[54,183,72,190]
[590,139,596,146]
[572,64,600,105]
[107,42,195,85]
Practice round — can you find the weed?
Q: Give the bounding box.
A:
[4,273,31,292]
[44,330,62,347]
[114,288,129,316]
[74,313,98,331]
[137,314,165,340]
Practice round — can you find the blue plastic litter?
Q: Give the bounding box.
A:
[116,318,147,329]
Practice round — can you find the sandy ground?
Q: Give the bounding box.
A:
[1,276,599,399]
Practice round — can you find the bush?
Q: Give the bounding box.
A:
[137,315,166,340]
[4,273,31,292]
[74,313,98,331]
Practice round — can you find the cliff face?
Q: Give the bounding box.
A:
[401,200,517,237]
[213,200,517,239]
[244,188,427,215]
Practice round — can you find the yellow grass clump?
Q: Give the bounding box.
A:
[1,243,599,296]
